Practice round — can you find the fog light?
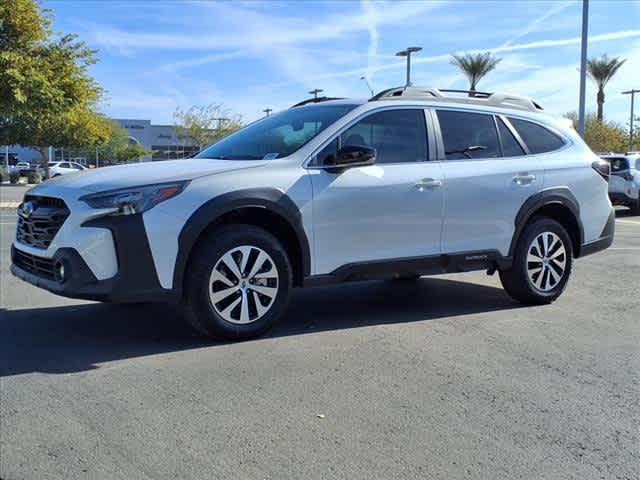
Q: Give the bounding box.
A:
[54,260,68,283]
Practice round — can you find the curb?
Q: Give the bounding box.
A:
[0,202,20,209]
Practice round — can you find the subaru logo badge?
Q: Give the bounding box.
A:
[19,201,35,219]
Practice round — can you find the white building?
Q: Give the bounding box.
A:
[3,118,200,166]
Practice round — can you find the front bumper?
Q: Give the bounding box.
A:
[11,213,177,303]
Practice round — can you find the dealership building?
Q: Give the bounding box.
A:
[115,119,200,162]
[4,118,200,165]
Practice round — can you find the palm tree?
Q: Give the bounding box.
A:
[450,52,501,96]
[587,55,626,121]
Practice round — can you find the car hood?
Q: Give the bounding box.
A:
[29,159,267,195]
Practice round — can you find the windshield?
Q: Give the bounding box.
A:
[195,104,358,160]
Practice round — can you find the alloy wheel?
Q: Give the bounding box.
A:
[526,232,567,292]
[208,245,279,324]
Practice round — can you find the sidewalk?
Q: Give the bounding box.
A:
[0,183,30,208]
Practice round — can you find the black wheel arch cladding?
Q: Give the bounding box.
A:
[510,188,584,257]
[173,188,311,297]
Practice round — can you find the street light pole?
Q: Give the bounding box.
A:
[309,88,323,99]
[578,0,589,138]
[622,89,639,152]
[263,108,273,117]
[360,76,374,96]
[395,46,422,87]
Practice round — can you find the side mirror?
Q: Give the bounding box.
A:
[333,144,376,168]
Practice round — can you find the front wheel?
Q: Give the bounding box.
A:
[182,224,292,340]
[499,218,573,305]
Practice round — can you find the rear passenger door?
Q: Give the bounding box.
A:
[435,109,544,256]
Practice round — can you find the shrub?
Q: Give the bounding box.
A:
[27,171,42,184]
[0,167,5,183]
[9,171,20,184]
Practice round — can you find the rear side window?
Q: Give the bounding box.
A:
[437,110,499,160]
[508,118,565,154]
[497,117,525,157]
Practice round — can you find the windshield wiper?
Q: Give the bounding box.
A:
[208,155,264,160]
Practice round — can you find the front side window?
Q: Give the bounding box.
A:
[437,110,499,160]
[604,157,629,172]
[508,117,565,154]
[315,109,428,166]
[196,104,358,160]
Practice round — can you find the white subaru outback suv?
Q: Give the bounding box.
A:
[11,86,615,340]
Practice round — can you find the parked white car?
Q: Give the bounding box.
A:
[12,86,615,340]
[49,162,86,177]
[601,153,640,214]
[9,162,32,173]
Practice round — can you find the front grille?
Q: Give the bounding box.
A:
[16,195,70,249]
[13,248,56,280]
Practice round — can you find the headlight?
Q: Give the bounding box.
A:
[79,181,190,215]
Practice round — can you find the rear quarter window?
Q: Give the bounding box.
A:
[508,118,565,154]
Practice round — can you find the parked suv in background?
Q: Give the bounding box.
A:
[601,153,640,214]
[11,86,614,340]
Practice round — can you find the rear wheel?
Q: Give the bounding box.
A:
[500,218,573,305]
[630,198,640,215]
[183,225,292,340]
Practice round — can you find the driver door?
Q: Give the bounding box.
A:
[308,108,443,275]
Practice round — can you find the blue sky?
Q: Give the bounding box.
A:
[49,0,640,125]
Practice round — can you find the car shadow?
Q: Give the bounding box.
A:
[1,277,521,377]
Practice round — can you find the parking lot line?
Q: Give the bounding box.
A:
[616,219,640,225]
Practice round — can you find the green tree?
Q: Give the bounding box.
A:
[565,112,627,152]
[0,0,108,177]
[68,121,149,164]
[623,116,640,153]
[450,52,502,95]
[174,104,243,152]
[586,55,626,122]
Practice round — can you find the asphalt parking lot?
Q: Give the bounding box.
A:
[1,189,638,480]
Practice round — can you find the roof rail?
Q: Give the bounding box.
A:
[369,86,543,112]
[291,96,344,108]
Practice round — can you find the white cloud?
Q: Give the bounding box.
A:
[499,1,577,48]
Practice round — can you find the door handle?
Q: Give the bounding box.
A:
[512,173,536,185]
[415,178,443,191]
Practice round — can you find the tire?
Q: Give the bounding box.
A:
[630,199,640,215]
[182,224,292,340]
[499,217,573,305]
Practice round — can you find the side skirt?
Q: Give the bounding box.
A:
[304,250,512,287]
